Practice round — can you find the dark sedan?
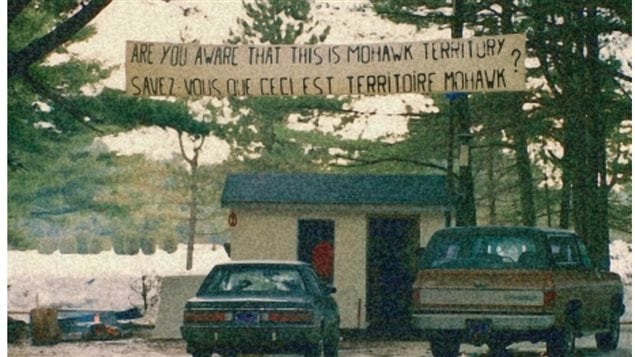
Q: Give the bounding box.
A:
[181,260,340,357]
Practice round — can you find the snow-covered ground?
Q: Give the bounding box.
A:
[7,244,230,322]
[7,240,632,323]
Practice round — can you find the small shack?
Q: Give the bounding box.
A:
[221,172,449,333]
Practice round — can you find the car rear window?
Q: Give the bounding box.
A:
[420,233,549,270]
[197,266,307,296]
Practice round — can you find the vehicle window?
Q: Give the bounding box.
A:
[549,235,584,269]
[431,243,461,267]
[197,266,306,296]
[422,233,549,270]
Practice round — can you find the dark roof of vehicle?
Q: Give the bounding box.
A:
[432,226,577,237]
[221,173,448,207]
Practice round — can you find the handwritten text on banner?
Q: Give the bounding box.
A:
[125,33,526,98]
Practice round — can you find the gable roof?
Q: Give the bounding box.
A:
[221,173,448,208]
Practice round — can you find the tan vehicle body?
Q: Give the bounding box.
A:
[412,226,624,356]
[413,269,621,332]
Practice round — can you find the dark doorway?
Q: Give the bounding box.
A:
[367,216,419,337]
[298,219,335,284]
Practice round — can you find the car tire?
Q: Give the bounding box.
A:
[487,336,511,357]
[323,329,339,357]
[595,310,620,351]
[430,335,460,357]
[191,351,211,357]
[487,343,511,357]
[305,339,324,357]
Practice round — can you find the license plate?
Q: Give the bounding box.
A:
[234,311,258,324]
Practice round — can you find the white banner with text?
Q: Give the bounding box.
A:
[125,33,526,98]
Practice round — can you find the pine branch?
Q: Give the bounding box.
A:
[7,0,32,26]
[8,0,113,79]
[23,71,103,133]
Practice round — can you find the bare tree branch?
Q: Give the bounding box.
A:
[177,131,206,166]
[331,154,447,172]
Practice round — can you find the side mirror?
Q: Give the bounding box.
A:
[416,247,426,258]
[416,247,426,269]
[323,285,337,294]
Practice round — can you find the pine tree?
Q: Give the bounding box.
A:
[371,0,632,268]
[214,0,343,172]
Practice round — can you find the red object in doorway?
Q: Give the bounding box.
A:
[311,241,334,281]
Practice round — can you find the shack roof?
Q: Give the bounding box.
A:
[221,173,447,207]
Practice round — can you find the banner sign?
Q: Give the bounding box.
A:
[125,33,526,98]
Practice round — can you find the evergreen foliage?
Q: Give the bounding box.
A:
[369,0,632,267]
[6,0,631,260]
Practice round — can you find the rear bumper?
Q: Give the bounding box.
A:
[181,324,321,353]
[413,312,555,331]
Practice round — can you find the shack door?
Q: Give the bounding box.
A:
[298,219,335,284]
[367,216,419,336]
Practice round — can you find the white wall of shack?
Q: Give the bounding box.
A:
[227,206,446,329]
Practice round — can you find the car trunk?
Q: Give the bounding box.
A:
[187,295,311,307]
[413,269,555,313]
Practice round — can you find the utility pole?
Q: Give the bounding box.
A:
[451,0,477,226]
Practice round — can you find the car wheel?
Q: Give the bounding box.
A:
[430,335,460,357]
[190,351,211,357]
[595,310,620,351]
[305,339,324,357]
[487,335,511,357]
[487,343,511,357]
[323,329,339,357]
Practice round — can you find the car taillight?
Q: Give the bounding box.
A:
[264,311,313,323]
[412,289,421,306]
[184,310,231,322]
[543,274,556,309]
[543,290,556,308]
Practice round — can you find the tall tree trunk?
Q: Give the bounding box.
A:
[452,0,476,227]
[178,132,206,271]
[500,0,536,227]
[186,163,199,271]
[454,95,476,226]
[559,153,572,229]
[567,4,609,269]
[543,176,553,227]
[513,128,536,226]
[446,107,455,227]
[486,145,497,225]
[584,5,610,269]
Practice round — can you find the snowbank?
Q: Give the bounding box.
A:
[610,239,632,284]
[7,244,230,314]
